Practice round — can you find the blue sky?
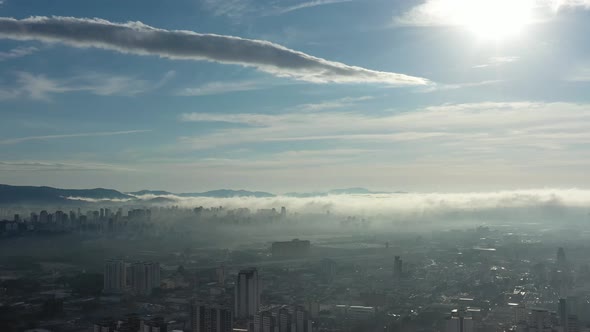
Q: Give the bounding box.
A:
[0,0,589,192]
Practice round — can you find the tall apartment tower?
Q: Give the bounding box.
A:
[446,309,474,332]
[103,259,126,293]
[557,247,568,270]
[130,261,161,295]
[235,268,260,319]
[190,301,233,332]
[393,256,403,279]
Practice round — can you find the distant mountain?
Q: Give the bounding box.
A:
[328,187,379,195]
[128,190,174,196]
[0,184,404,205]
[145,196,178,204]
[0,184,132,204]
[179,189,275,198]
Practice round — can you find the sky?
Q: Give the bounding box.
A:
[0,0,589,193]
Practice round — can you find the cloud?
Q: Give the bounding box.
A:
[0,130,151,145]
[297,96,374,111]
[0,70,174,101]
[0,46,37,61]
[473,56,520,68]
[95,189,590,222]
[177,80,263,96]
[202,0,352,18]
[417,80,502,92]
[0,16,428,85]
[0,160,133,172]
[276,0,352,15]
[564,64,590,82]
[200,0,254,18]
[178,101,590,151]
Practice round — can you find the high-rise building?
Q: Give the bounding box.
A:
[529,309,552,332]
[559,298,568,332]
[130,261,161,295]
[557,247,567,267]
[513,303,528,324]
[567,314,579,332]
[103,259,126,293]
[190,301,233,332]
[39,210,48,223]
[393,256,403,279]
[141,317,167,332]
[292,306,313,332]
[216,265,226,286]
[278,307,292,332]
[445,309,474,332]
[253,311,277,332]
[235,268,260,319]
[252,306,313,332]
[93,319,116,332]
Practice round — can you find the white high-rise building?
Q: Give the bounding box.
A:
[103,259,126,293]
[235,268,260,319]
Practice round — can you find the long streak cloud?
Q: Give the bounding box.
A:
[0,16,429,85]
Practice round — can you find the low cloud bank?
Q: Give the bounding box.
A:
[121,189,590,219]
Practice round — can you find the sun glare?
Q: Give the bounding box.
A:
[449,0,534,40]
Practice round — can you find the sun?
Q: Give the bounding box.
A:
[449,0,534,40]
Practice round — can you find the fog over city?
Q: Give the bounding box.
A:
[2,0,590,331]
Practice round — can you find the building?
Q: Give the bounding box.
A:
[235,268,260,319]
[559,298,568,331]
[253,311,277,332]
[130,261,161,295]
[190,301,233,332]
[271,239,310,257]
[445,309,474,332]
[529,309,552,332]
[104,259,126,293]
[292,306,313,332]
[252,306,313,332]
[93,319,117,332]
[557,247,567,267]
[141,317,167,332]
[393,256,403,279]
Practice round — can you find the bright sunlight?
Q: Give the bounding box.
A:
[456,0,533,40]
[444,0,534,39]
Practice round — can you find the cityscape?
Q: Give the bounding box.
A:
[1,191,590,331]
[2,0,590,331]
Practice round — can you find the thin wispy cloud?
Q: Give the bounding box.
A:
[0,16,429,85]
[177,81,263,96]
[473,56,520,68]
[0,70,174,101]
[417,80,502,92]
[564,64,590,82]
[200,0,254,18]
[0,46,37,61]
[277,0,352,15]
[202,0,352,18]
[297,96,374,111]
[178,102,590,151]
[0,130,151,145]
[0,160,134,172]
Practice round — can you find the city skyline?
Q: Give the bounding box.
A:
[0,1,589,192]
